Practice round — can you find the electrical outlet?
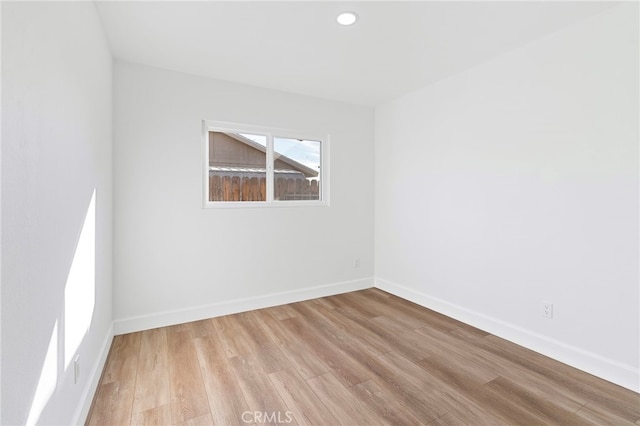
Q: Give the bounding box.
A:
[74,356,80,384]
[541,301,553,319]
[353,258,360,268]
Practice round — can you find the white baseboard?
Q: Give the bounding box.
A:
[72,322,114,425]
[375,277,640,393]
[114,277,374,335]
[110,276,638,392]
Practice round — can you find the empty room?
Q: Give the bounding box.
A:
[1,1,639,425]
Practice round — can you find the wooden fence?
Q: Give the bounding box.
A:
[209,175,319,202]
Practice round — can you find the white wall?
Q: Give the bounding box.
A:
[1,3,113,424]
[375,3,639,391]
[113,61,374,332]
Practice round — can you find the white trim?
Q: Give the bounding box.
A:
[321,133,330,206]
[114,278,373,335]
[72,322,114,425]
[203,200,327,209]
[110,276,638,392]
[266,131,274,203]
[201,120,210,208]
[375,277,640,393]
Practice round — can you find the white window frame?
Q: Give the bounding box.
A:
[202,120,330,208]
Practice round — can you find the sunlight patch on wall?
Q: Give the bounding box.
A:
[26,322,58,426]
[64,189,97,368]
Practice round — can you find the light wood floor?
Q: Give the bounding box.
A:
[87,289,640,425]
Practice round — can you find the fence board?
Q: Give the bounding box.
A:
[210,174,318,202]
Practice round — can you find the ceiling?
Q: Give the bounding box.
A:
[96,1,616,107]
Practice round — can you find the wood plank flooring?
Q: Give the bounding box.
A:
[87,289,640,425]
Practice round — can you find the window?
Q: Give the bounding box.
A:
[203,121,328,207]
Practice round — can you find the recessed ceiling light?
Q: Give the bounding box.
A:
[337,11,358,26]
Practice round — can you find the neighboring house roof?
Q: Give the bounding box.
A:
[225,133,318,178]
[209,166,305,179]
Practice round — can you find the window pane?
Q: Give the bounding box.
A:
[273,137,321,201]
[208,131,267,201]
